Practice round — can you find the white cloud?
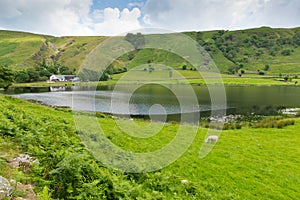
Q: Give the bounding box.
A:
[0,0,142,36]
[143,0,300,31]
[92,7,142,35]
[0,0,94,35]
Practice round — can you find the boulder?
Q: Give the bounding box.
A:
[10,154,39,172]
[0,176,13,199]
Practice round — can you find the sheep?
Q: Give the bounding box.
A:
[181,179,188,184]
[205,135,219,143]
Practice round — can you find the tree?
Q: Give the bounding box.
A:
[196,32,203,43]
[284,76,289,82]
[0,65,14,89]
[281,49,291,56]
[47,65,58,74]
[36,66,51,77]
[128,52,135,60]
[264,64,270,71]
[227,65,238,74]
[15,70,30,83]
[59,66,73,75]
[99,72,110,81]
[258,70,265,75]
[292,32,300,46]
[27,68,40,82]
[125,33,145,50]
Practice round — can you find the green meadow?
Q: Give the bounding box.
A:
[0,95,299,199]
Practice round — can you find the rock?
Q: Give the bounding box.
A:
[15,198,26,200]
[209,115,243,123]
[9,179,17,186]
[10,154,39,172]
[279,108,300,115]
[0,176,13,199]
[14,182,37,200]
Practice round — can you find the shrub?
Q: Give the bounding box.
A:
[37,186,52,200]
[48,154,114,199]
[99,73,110,81]
[284,76,289,82]
[258,71,265,75]
[235,123,242,129]
[96,113,106,118]
[204,122,242,130]
[264,64,270,71]
[281,49,292,56]
[227,66,237,74]
[15,70,30,83]
[252,118,295,129]
[0,65,14,88]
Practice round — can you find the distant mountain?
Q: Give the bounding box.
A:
[1,27,300,77]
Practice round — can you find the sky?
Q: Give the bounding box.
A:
[0,0,300,36]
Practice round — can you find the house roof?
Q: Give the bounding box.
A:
[50,75,75,78]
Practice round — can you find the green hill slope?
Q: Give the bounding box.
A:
[1,27,300,82]
[186,27,300,73]
[0,30,106,72]
[0,30,46,67]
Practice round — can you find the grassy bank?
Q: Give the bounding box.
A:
[0,96,299,199]
[12,71,300,88]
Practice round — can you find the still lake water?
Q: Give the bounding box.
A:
[3,84,300,118]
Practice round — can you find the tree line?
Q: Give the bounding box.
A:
[0,63,74,89]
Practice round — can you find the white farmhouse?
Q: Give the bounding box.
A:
[49,75,77,82]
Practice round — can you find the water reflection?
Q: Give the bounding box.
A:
[3,85,300,118]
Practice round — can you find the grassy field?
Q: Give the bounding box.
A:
[0,95,299,199]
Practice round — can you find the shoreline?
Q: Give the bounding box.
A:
[11,79,300,88]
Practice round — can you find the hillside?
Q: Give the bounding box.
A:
[0,30,46,68]
[1,27,300,82]
[0,30,106,71]
[186,26,300,74]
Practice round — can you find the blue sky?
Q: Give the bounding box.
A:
[0,0,300,36]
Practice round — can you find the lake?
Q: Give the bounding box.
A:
[2,84,300,120]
